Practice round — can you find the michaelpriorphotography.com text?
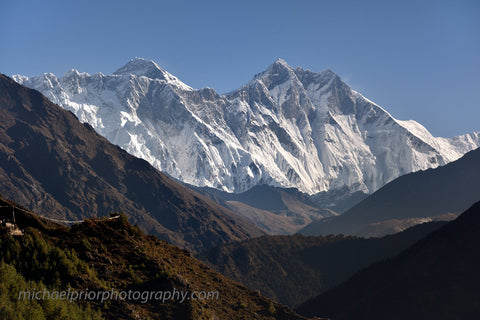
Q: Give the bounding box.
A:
[18,287,220,304]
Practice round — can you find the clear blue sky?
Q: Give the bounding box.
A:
[1,0,478,137]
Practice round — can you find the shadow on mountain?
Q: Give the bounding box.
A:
[0,73,263,253]
[297,200,480,320]
[199,220,447,307]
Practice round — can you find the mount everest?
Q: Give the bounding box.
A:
[13,58,480,196]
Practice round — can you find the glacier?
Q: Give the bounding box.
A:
[13,57,480,196]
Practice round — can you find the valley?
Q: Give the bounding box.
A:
[1,55,479,320]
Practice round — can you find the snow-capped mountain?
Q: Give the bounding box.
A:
[13,58,480,195]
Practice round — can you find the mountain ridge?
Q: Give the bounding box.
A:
[0,73,263,253]
[13,58,480,197]
[300,146,480,237]
[297,200,480,320]
[189,184,339,234]
[198,220,448,308]
[0,194,312,320]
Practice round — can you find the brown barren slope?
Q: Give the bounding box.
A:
[0,73,263,253]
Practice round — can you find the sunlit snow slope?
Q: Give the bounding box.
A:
[13,58,480,195]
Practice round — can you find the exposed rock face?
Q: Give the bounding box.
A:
[14,58,480,196]
[0,73,263,253]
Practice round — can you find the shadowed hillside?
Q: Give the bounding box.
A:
[192,184,338,234]
[301,146,480,237]
[199,221,447,307]
[0,73,263,253]
[297,201,480,320]
[0,195,313,320]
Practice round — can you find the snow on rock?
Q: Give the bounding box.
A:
[12,58,480,195]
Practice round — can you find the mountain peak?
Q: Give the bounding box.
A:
[273,58,290,67]
[114,57,165,77]
[66,68,80,75]
[250,58,296,86]
[0,73,262,253]
[114,58,192,90]
[321,68,336,77]
[269,58,294,72]
[62,68,89,79]
[12,60,480,197]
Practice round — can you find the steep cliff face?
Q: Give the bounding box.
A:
[0,73,263,253]
[14,58,480,196]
